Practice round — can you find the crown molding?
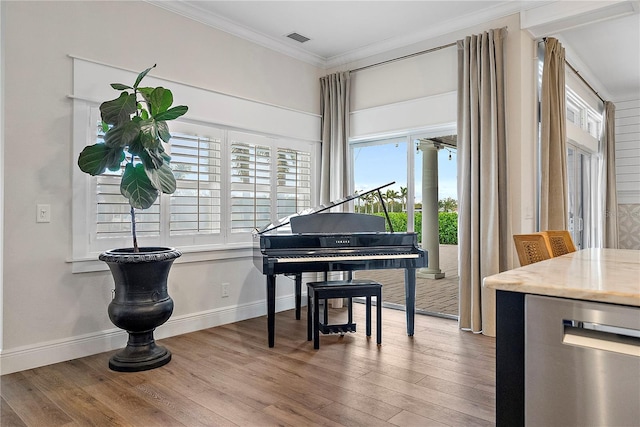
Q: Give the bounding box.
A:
[146,0,635,71]
[521,0,639,38]
[145,0,327,67]
[146,0,546,69]
[325,1,540,68]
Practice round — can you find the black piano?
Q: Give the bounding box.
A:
[253,182,428,347]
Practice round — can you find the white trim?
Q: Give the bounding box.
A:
[144,0,530,69]
[70,57,321,143]
[70,246,254,274]
[68,55,321,120]
[0,295,298,375]
[0,0,4,353]
[521,1,637,38]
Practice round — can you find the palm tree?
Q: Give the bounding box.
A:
[400,186,408,212]
[385,189,400,212]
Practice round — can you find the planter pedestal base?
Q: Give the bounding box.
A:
[109,330,171,372]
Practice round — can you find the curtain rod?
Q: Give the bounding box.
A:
[565,60,605,103]
[540,38,605,103]
[349,41,457,74]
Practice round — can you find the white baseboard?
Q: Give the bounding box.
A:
[0,295,296,375]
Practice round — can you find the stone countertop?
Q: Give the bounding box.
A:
[483,248,640,307]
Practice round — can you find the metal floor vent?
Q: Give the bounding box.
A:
[286,32,310,43]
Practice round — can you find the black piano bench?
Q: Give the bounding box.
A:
[307,280,382,349]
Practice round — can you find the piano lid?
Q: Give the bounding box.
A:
[255,181,395,235]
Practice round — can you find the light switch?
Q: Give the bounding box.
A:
[36,204,51,223]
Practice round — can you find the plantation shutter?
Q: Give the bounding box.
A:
[276,148,312,218]
[230,135,272,232]
[94,121,160,242]
[169,133,222,236]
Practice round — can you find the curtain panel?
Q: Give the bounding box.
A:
[319,72,351,291]
[319,72,351,206]
[602,101,619,248]
[539,37,569,231]
[457,27,509,337]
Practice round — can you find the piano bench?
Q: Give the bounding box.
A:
[307,280,382,350]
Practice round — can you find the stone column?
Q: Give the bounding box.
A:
[418,141,444,279]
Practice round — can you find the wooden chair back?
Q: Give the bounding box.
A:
[542,230,577,256]
[513,233,553,266]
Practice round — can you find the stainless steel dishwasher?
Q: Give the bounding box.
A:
[525,294,640,426]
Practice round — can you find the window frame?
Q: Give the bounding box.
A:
[71,100,319,272]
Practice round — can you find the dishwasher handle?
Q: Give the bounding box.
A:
[563,320,640,357]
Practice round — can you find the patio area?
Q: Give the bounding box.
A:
[354,244,459,318]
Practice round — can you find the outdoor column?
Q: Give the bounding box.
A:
[418,141,444,279]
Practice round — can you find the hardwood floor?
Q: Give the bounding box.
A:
[1,305,496,426]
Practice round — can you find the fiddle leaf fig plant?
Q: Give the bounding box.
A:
[77,64,188,251]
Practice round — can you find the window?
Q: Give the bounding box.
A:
[71,58,320,271]
[564,88,602,249]
[73,104,316,269]
[229,133,272,233]
[169,133,221,238]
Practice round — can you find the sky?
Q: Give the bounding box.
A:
[352,140,458,204]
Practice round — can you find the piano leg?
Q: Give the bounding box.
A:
[404,268,416,336]
[295,273,302,320]
[267,274,276,347]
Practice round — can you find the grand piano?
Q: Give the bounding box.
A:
[253,182,428,347]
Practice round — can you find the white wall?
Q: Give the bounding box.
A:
[1,0,322,374]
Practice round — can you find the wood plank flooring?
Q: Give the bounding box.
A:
[1,305,496,426]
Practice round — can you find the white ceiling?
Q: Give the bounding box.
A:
[150,0,640,101]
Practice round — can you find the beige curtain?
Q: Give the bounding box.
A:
[319,72,351,290]
[320,72,351,206]
[540,38,568,230]
[457,28,509,337]
[602,101,619,248]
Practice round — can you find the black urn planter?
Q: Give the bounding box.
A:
[99,247,181,372]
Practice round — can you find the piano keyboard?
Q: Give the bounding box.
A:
[274,253,420,263]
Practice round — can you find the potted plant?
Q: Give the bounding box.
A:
[77,64,188,372]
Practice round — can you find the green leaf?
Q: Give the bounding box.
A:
[77,144,123,175]
[121,163,159,209]
[139,147,164,170]
[156,162,177,194]
[155,105,188,122]
[111,83,132,90]
[107,151,126,171]
[143,87,173,116]
[137,87,153,99]
[157,121,171,143]
[145,167,161,192]
[139,119,160,148]
[128,135,144,157]
[103,120,140,148]
[100,92,137,125]
[133,64,156,89]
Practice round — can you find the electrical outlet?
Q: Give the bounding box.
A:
[221,282,230,298]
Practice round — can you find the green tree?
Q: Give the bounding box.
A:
[385,189,400,212]
[438,197,458,212]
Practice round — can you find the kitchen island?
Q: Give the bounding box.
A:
[483,248,640,426]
